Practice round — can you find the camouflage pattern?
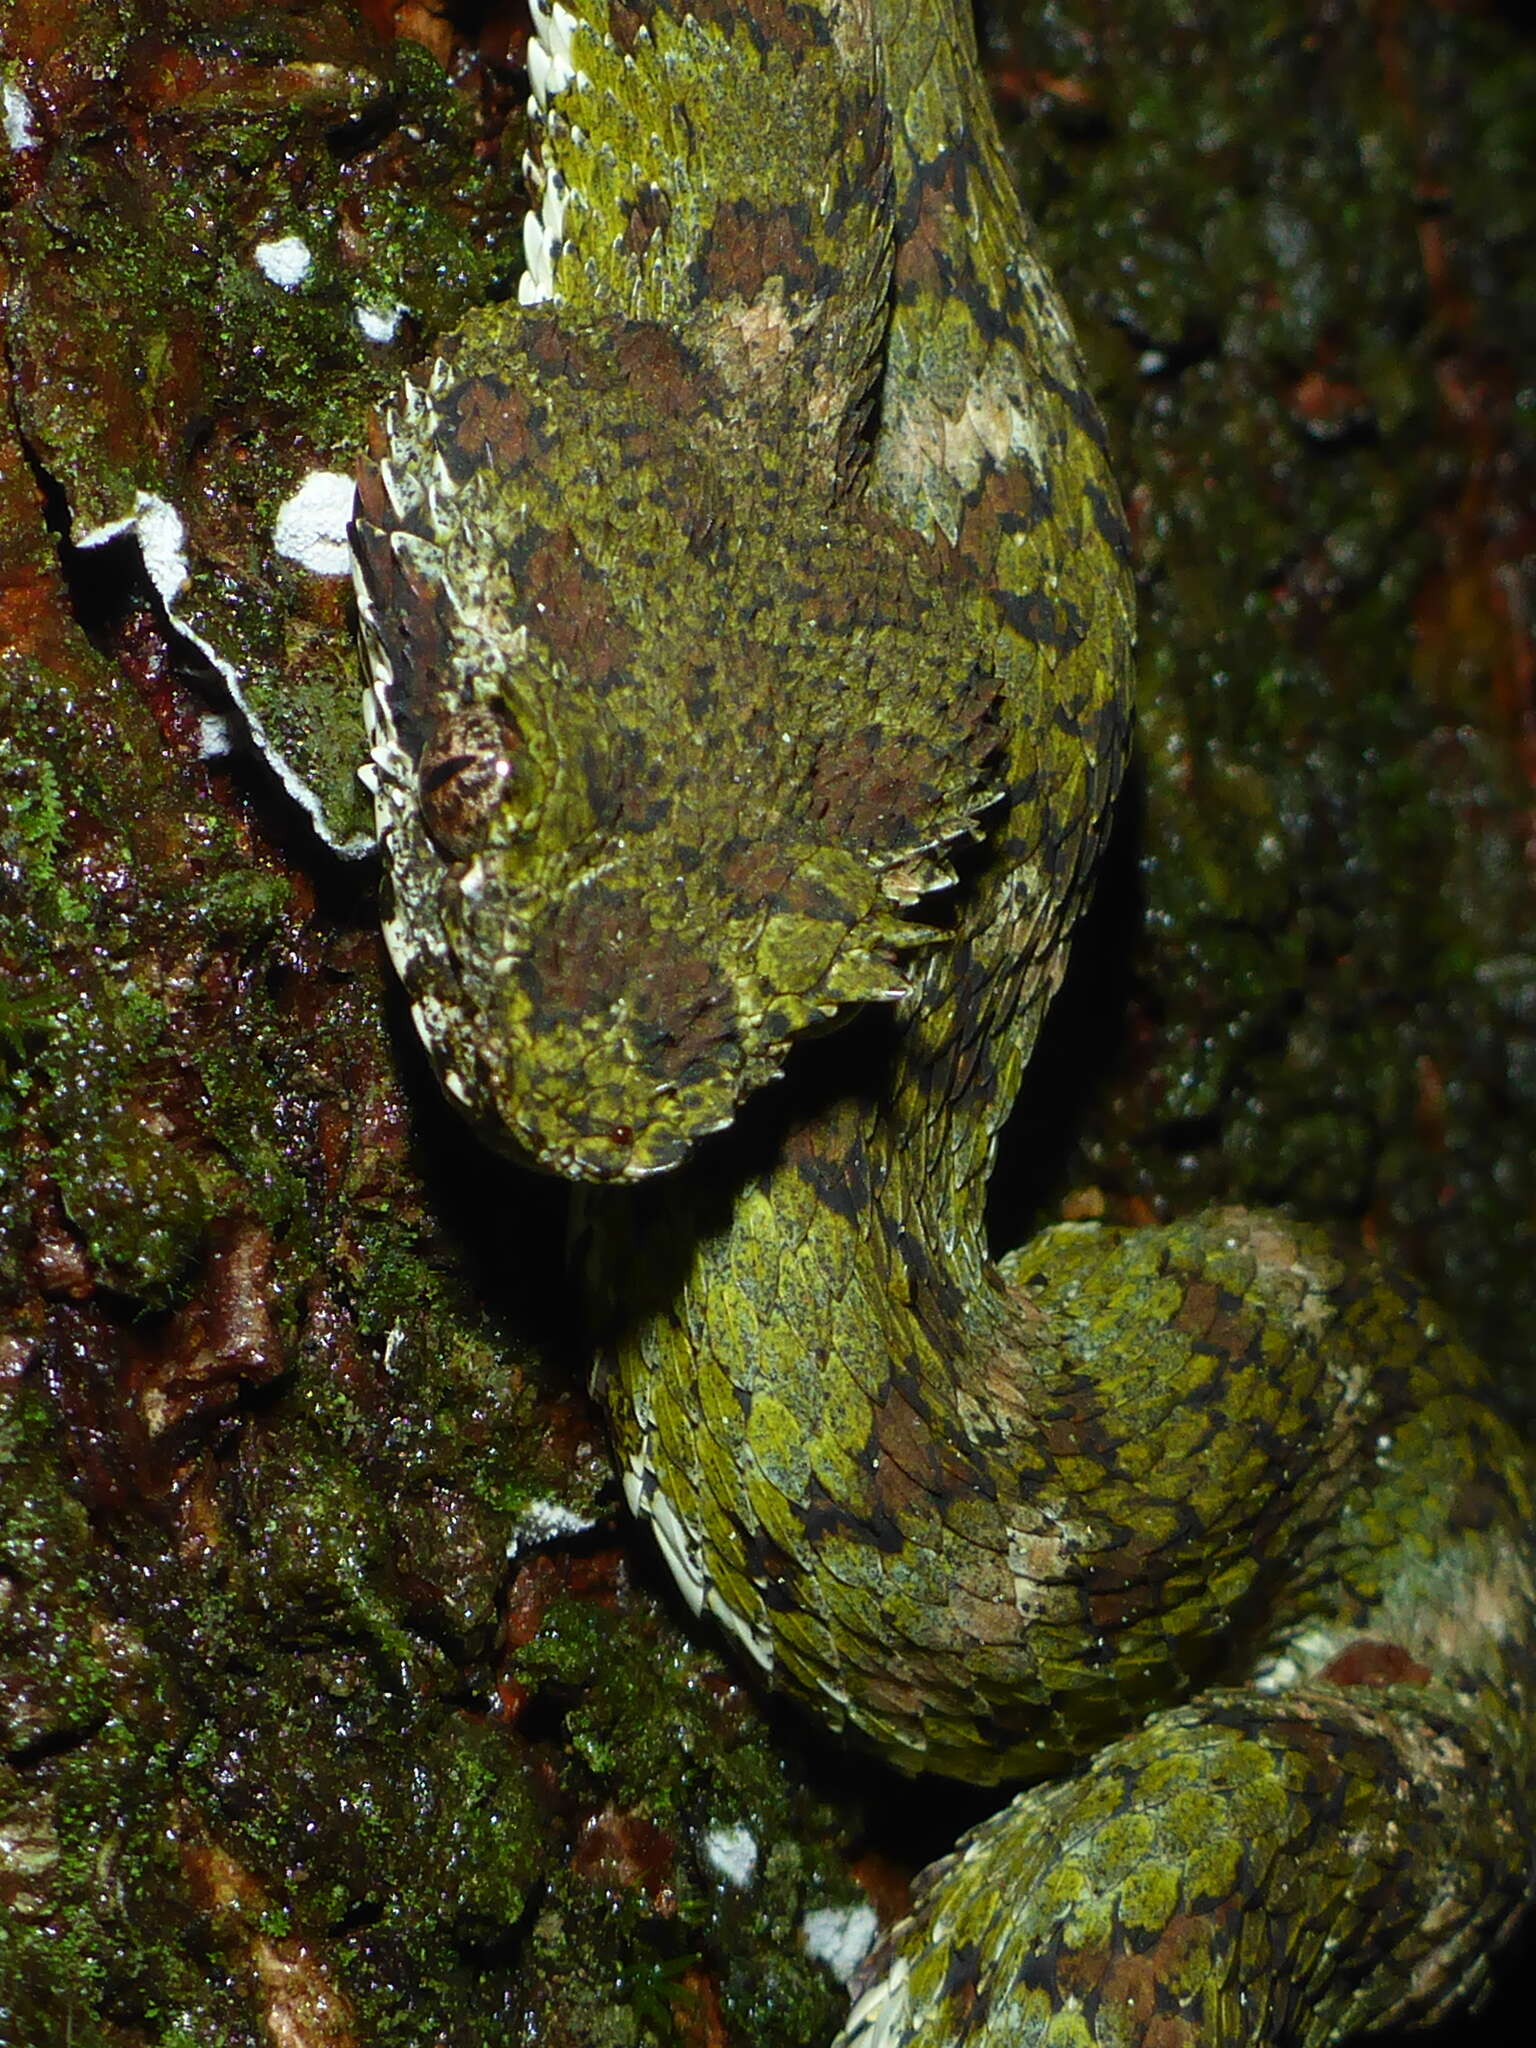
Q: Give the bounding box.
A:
[352,0,1536,2040]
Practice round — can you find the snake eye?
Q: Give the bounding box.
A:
[416,704,532,861]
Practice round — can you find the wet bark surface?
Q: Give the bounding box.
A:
[1,2,1531,2042]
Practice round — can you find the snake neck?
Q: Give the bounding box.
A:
[589,1027,1408,1786]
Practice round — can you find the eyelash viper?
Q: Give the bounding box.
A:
[349,0,1536,2039]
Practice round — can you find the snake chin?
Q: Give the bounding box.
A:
[392,957,770,1185]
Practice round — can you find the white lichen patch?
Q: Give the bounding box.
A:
[272,470,356,577]
[505,1497,598,1559]
[75,487,371,857]
[801,1901,879,1984]
[4,78,39,151]
[355,300,405,344]
[198,711,235,759]
[75,490,190,605]
[254,235,314,288]
[700,1822,759,1888]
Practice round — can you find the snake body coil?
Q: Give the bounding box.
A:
[351,0,1536,2038]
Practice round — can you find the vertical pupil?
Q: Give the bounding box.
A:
[422,751,479,796]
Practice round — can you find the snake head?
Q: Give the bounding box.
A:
[353,320,1002,1183]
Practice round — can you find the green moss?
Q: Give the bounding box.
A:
[508,1593,859,2047]
[0,1387,227,2046]
[3,1,1532,2042]
[0,649,293,1304]
[1003,0,1536,1407]
[48,1078,208,1304]
[5,3,523,848]
[0,1388,113,1750]
[182,1676,541,1948]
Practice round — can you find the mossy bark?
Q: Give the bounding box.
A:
[0,2,1531,2044]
